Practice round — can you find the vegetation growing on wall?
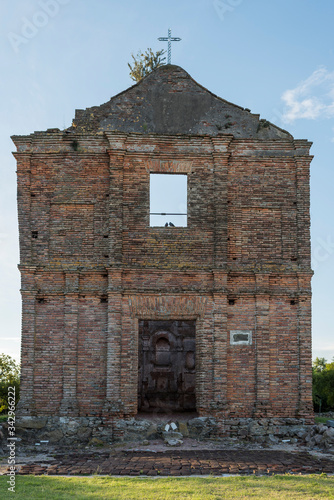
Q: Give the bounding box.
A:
[128,48,166,82]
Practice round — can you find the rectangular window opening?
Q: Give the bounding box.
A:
[150,173,187,227]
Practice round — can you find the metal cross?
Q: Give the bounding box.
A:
[158,28,181,64]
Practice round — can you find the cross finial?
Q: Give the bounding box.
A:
[158,28,181,64]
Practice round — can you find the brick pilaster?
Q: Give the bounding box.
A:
[17,289,36,416]
[103,269,123,420]
[212,271,228,414]
[294,148,313,268]
[15,153,32,264]
[254,274,270,416]
[60,272,79,416]
[297,287,313,420]
[211,137,232,268]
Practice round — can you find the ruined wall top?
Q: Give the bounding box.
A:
[69,65,292,140]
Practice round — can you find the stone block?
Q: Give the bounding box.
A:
[16,417,47,429]
[292,427,308,439]
[46,429,64,444]
[248,422,266,437]
[266,434,279,444]
[323,427,334,444]
[178,422,189,437]
[63,419,81,434]
[165,438,183,447]
[146,424,160,440]
[188,417,217,439]
[162,431,183,440]
[76,426,92,441]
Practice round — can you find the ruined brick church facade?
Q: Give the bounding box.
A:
[13,65,313,439]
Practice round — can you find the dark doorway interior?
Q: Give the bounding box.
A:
[138,320,196,413]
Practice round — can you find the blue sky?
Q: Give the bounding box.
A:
[1,0,334,362]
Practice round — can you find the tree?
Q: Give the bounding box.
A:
[128,48,166,82]
[312,357,334,412]
[313,357,327,372]
[0,354,20,413]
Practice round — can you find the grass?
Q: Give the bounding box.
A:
[1,475,334,499]
[0,414,7,423]
[315,416,330,424]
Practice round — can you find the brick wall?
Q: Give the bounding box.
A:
[13,129,313,423]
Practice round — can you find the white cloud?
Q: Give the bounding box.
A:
[281,67,334,123]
